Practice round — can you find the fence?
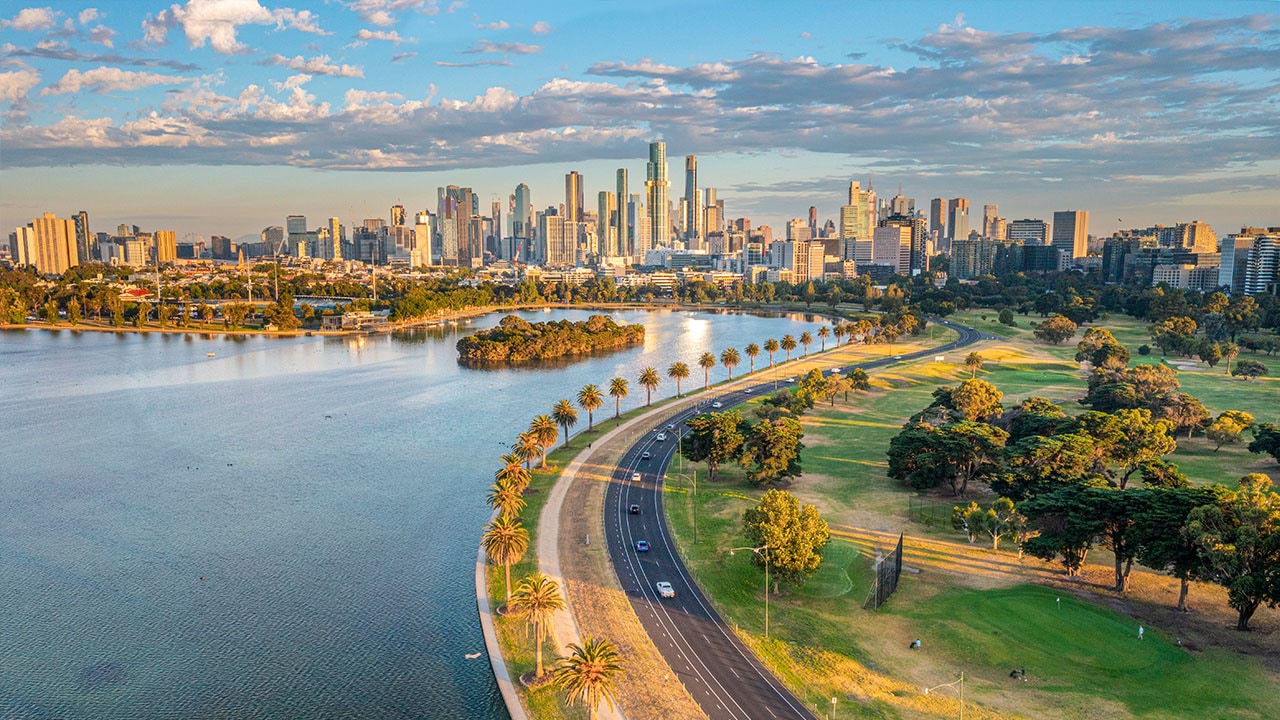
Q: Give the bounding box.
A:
[863,532,905,610]
[907,495,953,528]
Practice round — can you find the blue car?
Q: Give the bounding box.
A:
[636,540,650,552]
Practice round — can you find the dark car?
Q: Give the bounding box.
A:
[629,504,640,514]
[636,540,650,552]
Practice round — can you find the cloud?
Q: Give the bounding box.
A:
[1,7,60,31]
[0,67,40,103]
[344,0,439,27]
[88,25,116,47]
[263,54,363,78]
[530,20,552,35]
[355,28,410,44]
[391,51,416,62]
[475,19,508,30]
[3,42,201,71]
[435,59,511,68]
[40,66,190,95]
[140,1,327,54]
[78,8,101,25]
[462,39,541,55]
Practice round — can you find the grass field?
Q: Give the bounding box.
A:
[664,312,1280,719]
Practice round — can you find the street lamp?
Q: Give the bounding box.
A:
[728,543,770,638]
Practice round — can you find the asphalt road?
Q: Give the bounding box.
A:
[603,319,983,720]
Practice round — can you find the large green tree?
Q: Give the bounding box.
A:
[887,420,1007,496]
[1033,315,1077,345]
[741,417,804,487]
[1133,487,1219,611]
[1187,474,1280,630]
[742,489,831,590]
[681,410,746,482]
[1075,327,1130,368]
[577,384,604,431]
[1248,423,1280,464]
[481,515,529,604]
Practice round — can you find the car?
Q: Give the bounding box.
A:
[636,540,650,552]
[830,367,842,374]
[631,472,642,482]
[786,376,796,383]
[711,401,723,408]
[629,504,640,514]
[641,450,652,460]
[894,355,903,360]
[665,424,675,430]
[743,388,753,394]
[656,581,675,598]
[656,433,667,441]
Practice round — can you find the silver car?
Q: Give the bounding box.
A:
[655,581,675,598]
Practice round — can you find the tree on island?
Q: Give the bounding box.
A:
[638,367,661,405]
[608,377,629,419]
[666,363,688,399]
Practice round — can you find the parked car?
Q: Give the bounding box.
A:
[636,540,650,552]
[629,504,640,514]
[656,581,675,598]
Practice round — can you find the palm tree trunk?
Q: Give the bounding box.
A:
[535,623,544,677]
[615,398,620,419]
[704,369,709,390]
[588,411,593,430]
[676,379,681,398]
[504,562,512,603]
[563,423,571,448]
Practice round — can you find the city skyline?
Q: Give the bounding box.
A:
[1,1,1278,240]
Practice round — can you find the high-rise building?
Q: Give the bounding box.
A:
[565,171,584,227]
[890,192,914,217]
[808,206,818,238]
[1243,232,1280,295]
[540,208,574,266]
[872,225,912,273]
[1008,218,1049,245]
[683,155,701,248]
[982,205,998,236]
[73,210,93,263]
[786,218,811,241]
[286,215,308,257]
[703,187,723,240]
[390,204,406,227]
[511,183,532,262]
[414,212,433,265]
[840,181,874,259]
[155,230,177,263]
[1051,210,1090,259]
[615,170,630,258]
[644,141,670,253]
[883,213,929,275]
[324,217,344,261]
[597,190,616,257]
[947,198,970,241]
[1175,220,1217,253]
[929,198,947,240]
[11,213,78,274]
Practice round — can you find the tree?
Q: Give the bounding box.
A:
[817,325,830,351]
[1138,459,1190,488]
[1006,396,1070,442]
[964,352,983,378]
[799,331,813,356]
[994,432,1100,500]
[1160,392,1209,440]
[108,294,125,326]
[763,338,779,367]
[577,384,604,431]
[509,572,566,678]
[1133,487,1218,611]
[1198,340,1223,368]
[698,352,716,390]
[638,366,660,406]
[665,363,687,399]
[933,378,1004,423]
[199,303,215,325]
[1248,423,1280,464]
[1033,315,1077,345]
[953,497,1023,550]
[1207,416,1247,451]
[720,347,741,380]
[744,343,760,373]
[1187,474,1280,630]
[487,481,527,520]
[66,297,81,325]
[1081,363,1180,413]
[681,411,745,482]
[1224,296,1260,340]
[41,299,59,324]
[741,417,804,486]
[553,636,624,720]
[1224,342,1240,375]
[1021,485,1103,577]
[1108,408,1178,488]
[608,377,629,419]
[998,308,1016,326]
[496,453,532,494]
[832,324,845,346]
[134,301,151,328]
[512,432,541,471]
[780,334,797,361]
[529,415,559,467]
[887,420,1007,496]
[222,302,250,329]
[553,399,579,448]
[481,515,529,604]
[742,489,830,589]
[1232,359,1268,382]
[1075,327,1130,368]
[848,368,870,394]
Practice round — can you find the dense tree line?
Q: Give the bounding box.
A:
[456,314,645,363]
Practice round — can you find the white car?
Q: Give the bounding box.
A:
[665,424,675,431]
[711,401,723,409]
[655,581,676,598]
[656,433,667,441]
[786,377,796,383]
[743,388,753,394]
[632,472,642,482]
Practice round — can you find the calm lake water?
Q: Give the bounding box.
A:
[0,307,821,719]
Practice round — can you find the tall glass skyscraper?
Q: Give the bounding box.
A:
[684,155,700,248]
[615,169,630,258]
[645,141,670,253]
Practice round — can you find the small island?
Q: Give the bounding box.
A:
[457,314,645,364]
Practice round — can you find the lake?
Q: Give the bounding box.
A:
[0,307,824,719]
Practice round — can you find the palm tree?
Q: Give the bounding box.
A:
[528,415,559,468]
[780,334,797,361]
[577,384,604,431]
[481,515,529,604]
[818,325,830,351]
[763,338,779,368]
[554,636,625,720]
[496,453,532,493]
[552,399,578,448]
[800,331,813,356]
[512,432,541,471]
[667,362,689,398]
[487,481,527,520]
[638,367,660,406]
[964,351,984,378]
[720,347,740,380]
[698,352,716,390]
[509,572,566,679]
[744,343,760,373]
[832,323,845,346]
[608,377,629,419]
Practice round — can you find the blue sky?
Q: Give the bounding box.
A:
[1,0,1277,243]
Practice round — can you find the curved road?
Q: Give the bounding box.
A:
[604,319,984,720]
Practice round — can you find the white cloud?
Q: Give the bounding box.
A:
[355,28,409,44]
[0,67,40,102]
[1,7,60,31]
[476,20,508,30]
[462,39,541,55]
[41,66,189,95]
[264,54,363,78]
[88,25,116,48]
[530,21,553,35]
[78,8,101,25]
[343,88,404,110]
[140,1,327,54]
[345,0,439,27]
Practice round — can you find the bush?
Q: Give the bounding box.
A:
[998,308,1016,326]
[1138,344,1151,356]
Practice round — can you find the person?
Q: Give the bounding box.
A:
[1056,597,1061,609]
[1009,667,1025,680]
[1138,626,1144,641]
[908,639,921,650]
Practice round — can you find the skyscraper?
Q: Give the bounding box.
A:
[929,198,947,239]
[840,181,873,260]
[947,198,970,241]
[540,208,574,266]
[390,204,406,227]
[684,155,701,248]
[1008,218,1049,245]
[615,169,630,258]
[325,217,343,261]
[155,230,177,263]
[73,210,93,263]
[645,141,670,253]
[1051,210,1090,259]
[511,183,532,261]
[808,206,818,238]
[982,204,998,237]
[703,187,723,238]
[565,171,584,226]
[597,190,616,257]
[286,215,308,257]
[11,213,77,274]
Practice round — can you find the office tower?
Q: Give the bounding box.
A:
[1008,218,1049,245]
[947,198,970,241]
[872,225,912,274]
[890,192,914,217]
[930,198,947,239]
[512,183,532,261]
[952,237,1000,279]
[540,208,574,266]
[883,213,929,275]
[414,212,433,265]
[261,226,285,254]
[644,141,670,252]
[684,155,701,247]
[786,218,811,241]
[390,204,406,227]
[631,193,648,256]
[286,214,308,257]
[840,181,873,260]
[787,240,825,282]
[808,206,818,238]
[983,205,999,237]
[324,217,344,261]
[615,169,630,258]
[565,171,584,226]
[1051,210,1089,259]
[11,213,78,274]
[597,190,616,257]
[155,230,177,263]
[703,187,724,238]
[1175,220,1217,253]
[73,210,92,263]
[864,180,878,235]
[1243,233,1280,295]
[438,191,459,264]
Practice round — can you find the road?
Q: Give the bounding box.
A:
[603,319,984,720]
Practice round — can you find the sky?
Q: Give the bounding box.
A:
[1,0,1278,243]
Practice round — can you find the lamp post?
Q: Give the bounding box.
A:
[728,543,770,638]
